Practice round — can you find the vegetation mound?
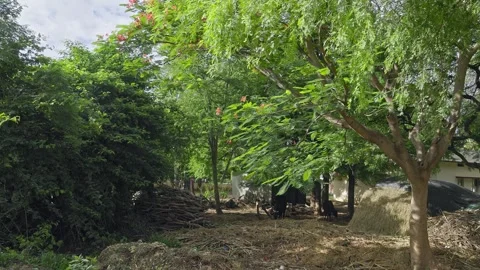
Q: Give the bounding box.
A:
[428,209,480,268]
[348,188,411,236]
[97,242,235,270]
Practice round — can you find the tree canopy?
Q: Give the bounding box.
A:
[134,0,480,268]
[0,1,181,250]
[2,1,480,269]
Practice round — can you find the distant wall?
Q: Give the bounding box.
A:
[432,161,480,182]
[331,178,371,203]
[432,161,480,194]
[231,172,271,203]
[232,172,248,199]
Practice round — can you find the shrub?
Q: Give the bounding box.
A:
[148,233,181,248]
[66,255,97,270]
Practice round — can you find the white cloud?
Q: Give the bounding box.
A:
[17,0,133,58]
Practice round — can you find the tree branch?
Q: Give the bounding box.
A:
[463,93,480,107]
[305,38,324,69]
[371,73,411,159]
[409,121,426,161]
[425,48,477,170]
[323,113,350,129]
[254,66,302,96]
[339,110,414,170]
[449,146,480,169]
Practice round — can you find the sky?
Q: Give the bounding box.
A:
[17,0,133,58]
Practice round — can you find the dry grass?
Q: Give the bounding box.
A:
[97,205,480,270]
[98,207,412,270]
[348,188,411,236]
[428,209,480,269]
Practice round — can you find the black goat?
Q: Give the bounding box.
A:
[322,200,338,221]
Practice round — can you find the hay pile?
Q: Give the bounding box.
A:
[348,188,411,235]
[98,211,412,270]
[428,209,480,267]
[97,242,236,270]
[134,185,210,230]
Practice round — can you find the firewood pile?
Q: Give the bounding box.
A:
[428,209,480,264]
[134,185,210,230]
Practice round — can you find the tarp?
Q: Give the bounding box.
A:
[376,179,480,216]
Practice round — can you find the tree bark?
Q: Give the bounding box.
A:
[409,174,431,270]
[321,173,330,205]
[347,166,355,218]
[208,134,223,214]
[311,181,321,215]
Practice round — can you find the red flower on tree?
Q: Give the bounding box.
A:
[240,96,247,102]
[146,13,154,22]
[117,34,127,42]
[129,0,137,4]
[215,107,222,115]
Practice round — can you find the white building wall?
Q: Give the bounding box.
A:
[231,172,248,200]
[330,178,370,203]
[431,161,480,183]
[432,161,480,194]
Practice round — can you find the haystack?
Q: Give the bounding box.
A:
[348,187,411,235]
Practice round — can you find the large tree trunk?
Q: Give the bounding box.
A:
[347,166,355,218]
[409,174,431,270]
[321,173,330,205]
[311,181,321,215]
[208,134,223,214]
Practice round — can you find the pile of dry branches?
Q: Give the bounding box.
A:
[134,185,210,230]
[428,209,480,264]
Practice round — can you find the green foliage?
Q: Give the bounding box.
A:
[66,255,97,270]
[0,0,181,251]
[134,0,480,187]
[0,250,96,270]
[147,233,181,248]
[200,182,231,200]
[16,224,63,255]
[0,249,70,270]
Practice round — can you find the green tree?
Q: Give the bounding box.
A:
[154,51,271,213]
[0,0,42,125]
[224,92,397,217]
[0,18,178,249]
[142,1,480,268]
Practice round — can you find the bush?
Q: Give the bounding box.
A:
[15,223,63,255]
[147,233,181,248]
[66,255,97,270]
[200,182,232,200]
[0,249,70,270]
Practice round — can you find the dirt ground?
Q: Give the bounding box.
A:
[98,203,480,270]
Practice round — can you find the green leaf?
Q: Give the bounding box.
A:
[303,169,312,181]
[276,182,290,196]
[318,68,330,76]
